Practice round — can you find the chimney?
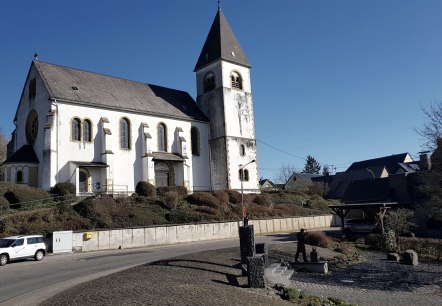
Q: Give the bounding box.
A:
[419,153,431,170]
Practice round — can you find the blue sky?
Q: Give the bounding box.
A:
[1,0,442,181]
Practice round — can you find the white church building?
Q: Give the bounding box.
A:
[1,8,260,195]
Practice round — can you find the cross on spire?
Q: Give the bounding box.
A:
[218,0,221,10]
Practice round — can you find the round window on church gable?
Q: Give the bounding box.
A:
[25,110,38,145]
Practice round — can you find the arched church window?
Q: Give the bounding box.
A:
[26,110,38,145]
[120,118,131,149]
[204,72,215,92]
[83,119,92,142]
[239,169,250,182]
[191,127,200,156]
[239,144,245,156]
[158,123,167,152]
[230,72,243,90]
[71,117,81,141]
[16,170,23,183]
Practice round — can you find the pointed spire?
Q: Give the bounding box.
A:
[194,9,250,72]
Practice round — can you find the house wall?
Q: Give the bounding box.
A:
[52,103,211,192]
[72,215,341,252]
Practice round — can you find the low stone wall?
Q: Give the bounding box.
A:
[72,215,340,252]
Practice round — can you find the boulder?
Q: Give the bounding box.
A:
[403,250,419,266]
[387,252,400,261]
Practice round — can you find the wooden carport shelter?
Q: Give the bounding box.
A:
[329,202,412,233]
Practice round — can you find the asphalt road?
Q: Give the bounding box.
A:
[0,232,296,306]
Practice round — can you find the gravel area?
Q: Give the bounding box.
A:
[40,243,442,306]
[276,244,442,306]
[40,247,291,306]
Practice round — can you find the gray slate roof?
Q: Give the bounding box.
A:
[194,9,250,71]
[347,153,411,174]
[291,172,322,181]
[3,145,39,164]
[343,178,391,204]
[33,61,208,122]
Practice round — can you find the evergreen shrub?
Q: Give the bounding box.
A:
[135,181,156,197]
[51,182,76,197]
[168,208,202,224]
[0,196,9,207]
[253,194,273,207]
[164,191,179,210]
[213,190,229,205]
[186,192,219,208]
[2,184,51,209]
[225,189,241,204]
[156,186,188,197]
[365,232,397,252]
[397,237,442,260]
[305,231,334,248]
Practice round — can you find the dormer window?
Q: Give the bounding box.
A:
[204,72,215,92]
[230,72,242,90]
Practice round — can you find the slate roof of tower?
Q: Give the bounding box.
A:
[30,61,208,122]
[194,9,251,71]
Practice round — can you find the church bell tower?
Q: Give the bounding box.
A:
[195,7,259,192]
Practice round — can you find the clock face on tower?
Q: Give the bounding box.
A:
[25,109,38,145]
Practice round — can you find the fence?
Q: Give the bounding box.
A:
[0,195,77,215]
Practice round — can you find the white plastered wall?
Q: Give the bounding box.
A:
[53,103,211,192]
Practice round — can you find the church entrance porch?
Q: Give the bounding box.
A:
[149,152,187,188]
[79,168,91,193]
[69,161,109,196]
[154,162,171,187]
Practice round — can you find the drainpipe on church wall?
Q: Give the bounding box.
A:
[207,127,213,192]
[54,99,59,182]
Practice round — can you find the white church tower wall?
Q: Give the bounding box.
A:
[194,8,260,193]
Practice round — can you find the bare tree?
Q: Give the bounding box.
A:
[415,102,442,150]
[274,163,296,184]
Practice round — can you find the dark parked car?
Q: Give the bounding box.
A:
[344,218,378,234]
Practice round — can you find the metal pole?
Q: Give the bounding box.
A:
[241,174,244,220]
[239,159,255,224]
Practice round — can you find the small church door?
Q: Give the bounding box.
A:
[154,162,169,187]
[79,169,90,192]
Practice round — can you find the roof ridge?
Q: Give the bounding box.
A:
[34,61,189,94]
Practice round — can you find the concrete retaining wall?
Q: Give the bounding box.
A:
[72,215,340,252]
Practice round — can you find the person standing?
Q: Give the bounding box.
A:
[295,228,308,262]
